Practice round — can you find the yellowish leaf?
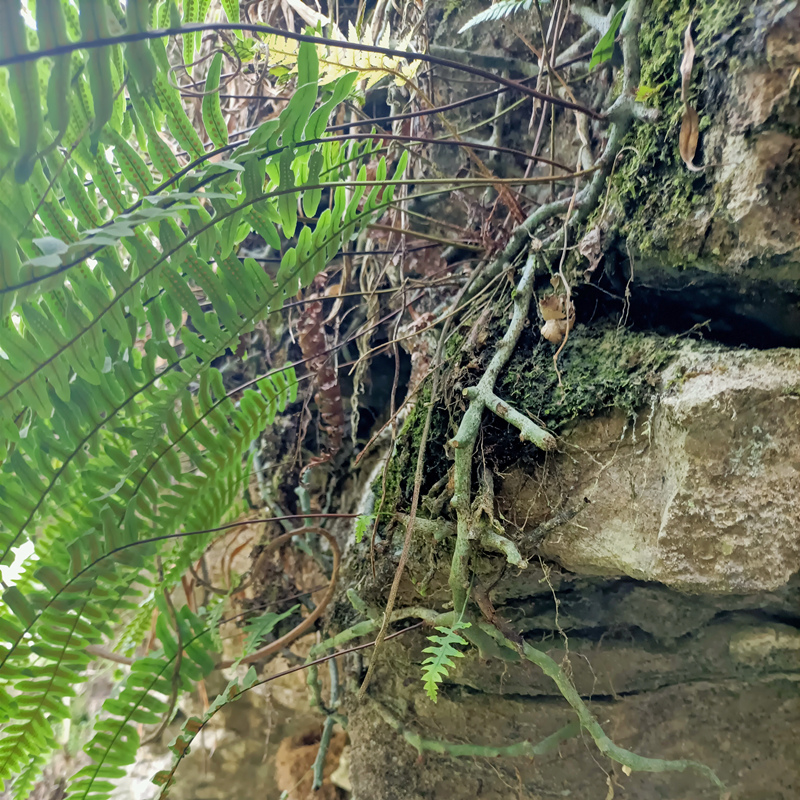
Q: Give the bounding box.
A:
[261,21,419,90]
[679,104,703,171]
[539,294,566,321]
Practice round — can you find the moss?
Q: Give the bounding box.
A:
[373,384,452,513]
[499,325,678,432]
[445,330,465,360]
[377,324,678,511]
[601,0,753,260]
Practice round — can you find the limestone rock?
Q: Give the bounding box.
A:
[504,345,800,593]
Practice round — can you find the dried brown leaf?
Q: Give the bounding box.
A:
[541,317,575,344]
[540,295,575,343]
[406,245,446,278]
[680,22,695,102]
[298,276,345,471]
[542,319,565,343]
[679,104,703,171]
[678,20,704,172]
[578,227,604,276]
[539,294,566,321]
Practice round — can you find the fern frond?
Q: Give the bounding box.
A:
[115,596,157,658]
[240,605,300,662]
[68,606,215,800]
[420,621,471,702]
[458,0,536,33]
[11,752,49,800]
[0,562,148,794]
[354,514,375,544]
[0,8,410,797]
[261,22,420,90]
[153,666,259,799]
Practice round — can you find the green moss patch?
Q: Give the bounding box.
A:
[373,384,453,512]
[499,325,678,432]
[605,0,752,259]
[377,325,678,516]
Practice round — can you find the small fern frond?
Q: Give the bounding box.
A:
[115,596,157,658]
[240,605,300,663]
[420,621,471,702]
[354,514,375,544]
[152,666,259,799]
[458,0,536,34]
[0,562,147,795]
[11,752,49,800]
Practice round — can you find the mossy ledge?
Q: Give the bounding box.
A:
[379,325,679,511]
[500,325,677,433]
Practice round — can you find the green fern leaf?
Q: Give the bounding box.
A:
[68,606,214,800]
[220,0,240,23]
[202,52,228,149]
[241,605,300,656]
[182,0,198,75]
[354,514,375,544]
[420,621,471,702]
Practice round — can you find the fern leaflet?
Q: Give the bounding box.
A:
[458,0,537,34]
[420,621,471,702]
[354,514,375,544]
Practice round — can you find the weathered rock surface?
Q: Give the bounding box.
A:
[498,344,800,593]
[343,565,800,800]
[348,663,800,800]
[342,336,800,800]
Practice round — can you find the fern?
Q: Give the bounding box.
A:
[115,596,157,658]
[0,2,411,796]
[152,666,259,799]
[152,606,292,796]
[239,605,301,664]
[420,621,471,702]
[68,604,216,800]
[10,752,49,800]
[458,0,538,34]
[261,21,421,89]
[354,513,375,544]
